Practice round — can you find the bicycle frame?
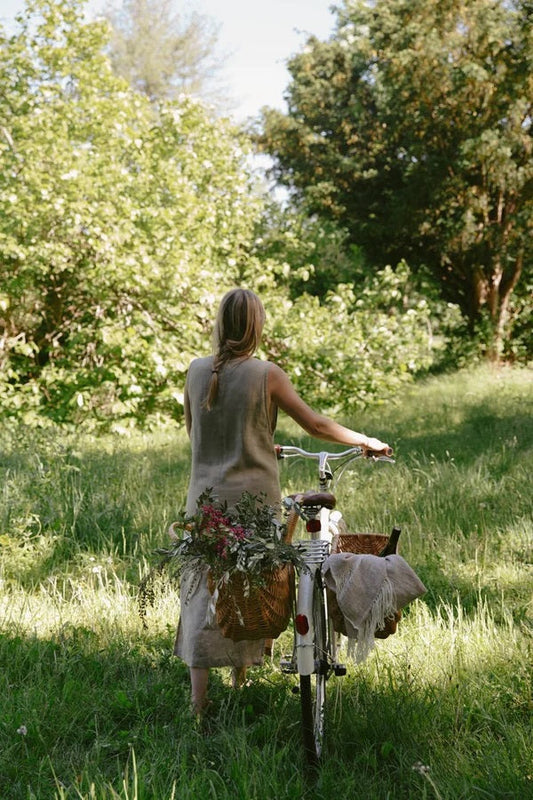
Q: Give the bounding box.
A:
[293,537,331,676]
[277,443,394,763]
[278,446,363,674]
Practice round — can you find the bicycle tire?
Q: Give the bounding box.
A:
[300,571,328,765]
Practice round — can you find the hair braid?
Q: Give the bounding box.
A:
[202,289,265,411]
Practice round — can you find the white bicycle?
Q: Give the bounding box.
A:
[275,444,397,765]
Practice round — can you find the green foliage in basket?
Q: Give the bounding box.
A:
[159,489,304,588]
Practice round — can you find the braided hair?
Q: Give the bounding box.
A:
[203,288,266,410]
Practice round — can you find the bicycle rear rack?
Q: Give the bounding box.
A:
[294,539,330,567]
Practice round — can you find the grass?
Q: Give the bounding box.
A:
[0,364,532,799]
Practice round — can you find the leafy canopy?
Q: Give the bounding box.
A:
[0,0,442,428]
[0,0,260,425]
[259,0,532,358]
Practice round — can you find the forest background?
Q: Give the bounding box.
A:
[0,0,531,431]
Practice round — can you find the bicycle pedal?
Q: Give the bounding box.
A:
[280,656,297,674]
[334,663,347,676]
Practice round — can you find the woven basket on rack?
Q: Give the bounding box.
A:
[327,532,401,638]
[333,532,391,556]
[207,565,295,642]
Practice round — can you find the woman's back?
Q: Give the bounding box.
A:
[185,356,280,514]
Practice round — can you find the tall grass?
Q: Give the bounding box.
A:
[0,365,531,799]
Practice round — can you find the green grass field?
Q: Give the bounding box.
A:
[1,365,531,799]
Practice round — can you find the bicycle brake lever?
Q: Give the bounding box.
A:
[372,455,396,464]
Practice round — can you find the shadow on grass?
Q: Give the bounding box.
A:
[0,625,195,799]
[0,622,531,799]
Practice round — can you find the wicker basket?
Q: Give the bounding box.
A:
[208,565,295,642]
[327,532,401,637]
[333,532,391,556]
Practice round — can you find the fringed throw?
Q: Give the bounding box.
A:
[322,553,426,663]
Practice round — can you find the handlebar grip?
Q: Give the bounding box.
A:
[365,446,393,458]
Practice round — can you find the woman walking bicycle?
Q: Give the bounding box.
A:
[173,288,391,715]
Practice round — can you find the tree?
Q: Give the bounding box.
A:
[103,0,228,106]
[0,0,260,425]
[258,0,532,358]
[0,0,447,429]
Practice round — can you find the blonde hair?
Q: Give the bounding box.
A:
[204,288,265,410]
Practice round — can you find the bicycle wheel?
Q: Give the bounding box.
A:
[300,570,328,764]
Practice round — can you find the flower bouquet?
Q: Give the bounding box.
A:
[148,489,303,641]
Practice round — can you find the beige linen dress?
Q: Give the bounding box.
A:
[174,356,281,668]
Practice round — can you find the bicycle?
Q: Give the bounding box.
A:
[275,443,398,765]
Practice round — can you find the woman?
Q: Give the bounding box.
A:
[175,288,391,713]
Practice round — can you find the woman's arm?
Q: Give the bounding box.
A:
[268,362,389,452]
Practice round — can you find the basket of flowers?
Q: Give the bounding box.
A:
[162,490,303,641]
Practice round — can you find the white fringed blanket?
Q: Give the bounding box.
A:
[322,553,427,663]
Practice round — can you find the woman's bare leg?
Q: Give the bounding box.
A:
[231,666,247,688]
[190,667,209,714]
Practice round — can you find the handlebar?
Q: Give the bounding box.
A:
[275,444,395,483]
[275,444,394,462]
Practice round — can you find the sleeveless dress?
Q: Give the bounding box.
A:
[174,356,281,668]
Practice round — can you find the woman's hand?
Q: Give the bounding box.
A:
[363,437,393,456]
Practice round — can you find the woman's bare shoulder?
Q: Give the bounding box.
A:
[267,362,301,401]
[266,361,287,379]
[188,356,212,370]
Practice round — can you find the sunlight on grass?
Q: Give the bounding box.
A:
[0,569,180,642]
[332,597,530,699]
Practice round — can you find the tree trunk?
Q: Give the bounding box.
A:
[486,252,523,362]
